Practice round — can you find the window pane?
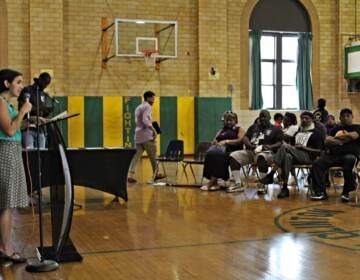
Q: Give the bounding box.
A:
[261,36,275,60]
[282,62,297,85]
[262,85,274,109]
[261,62,274,85]
[282,86,299,109]
[282,36,298,61]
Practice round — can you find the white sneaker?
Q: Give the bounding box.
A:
[200,185,210,191]
[226,183,245,193]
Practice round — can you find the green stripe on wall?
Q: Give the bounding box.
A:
[84,96,103,147]
[52,96,68,146]
[195,97,232,145]
[123,96,142,148]
[160,97,177,155]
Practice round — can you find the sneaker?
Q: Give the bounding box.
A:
[257,183,267,194]
[341,193,350,203]
[260,173,274,185]
[277,188,290,199]
[226,183,245,193]
[127,177,137,183]
[310,190,328,200]
[200,184,211,191]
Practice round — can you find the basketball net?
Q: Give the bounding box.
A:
[142,50,159,68]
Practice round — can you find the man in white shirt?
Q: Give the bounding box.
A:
[128,91,165,183]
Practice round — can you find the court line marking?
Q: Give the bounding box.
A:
[274,203,360,251]
[80,237,272,256]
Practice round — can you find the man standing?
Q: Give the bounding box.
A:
[310,108,360,202]
[18,72,53,148]
[128,91,165,183]
[313,98,329,124]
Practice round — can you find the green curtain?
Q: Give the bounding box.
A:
[250,31,263,110]
[296,33,313,110]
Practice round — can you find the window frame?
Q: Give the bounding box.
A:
[261,31,299,110]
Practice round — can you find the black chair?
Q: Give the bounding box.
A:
[154,140,184,184]
[182,141,211,184]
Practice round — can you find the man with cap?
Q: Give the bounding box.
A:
[18,72,53,148]
[228,110,283,194]
[260,111,325,198]
[310,108,360,202]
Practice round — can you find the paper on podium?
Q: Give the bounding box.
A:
[49,111,68,122]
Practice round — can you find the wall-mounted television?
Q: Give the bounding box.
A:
[344,42,360,79]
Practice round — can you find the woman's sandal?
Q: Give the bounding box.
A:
[8,253,26,263]
[0,251,12,267]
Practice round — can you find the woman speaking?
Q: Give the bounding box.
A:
[0,69,32,265]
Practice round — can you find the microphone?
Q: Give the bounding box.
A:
[24,93,31,119]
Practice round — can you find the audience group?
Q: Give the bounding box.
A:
[201,98,360,203]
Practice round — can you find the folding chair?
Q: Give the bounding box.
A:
[329,159,359,197]
[328,166,343,196]
[182,141,211,184]
[154,140,184,185]
[292,164,312,191]
[241,163,259,187]
[355,163,360,204]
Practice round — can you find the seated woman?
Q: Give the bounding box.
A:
[200,111,245,191]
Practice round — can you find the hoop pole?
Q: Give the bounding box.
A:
[101,17,109,69]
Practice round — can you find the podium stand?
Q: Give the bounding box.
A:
[24,113,136,264]
[34,113,82,262]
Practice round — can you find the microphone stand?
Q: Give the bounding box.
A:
[26,84,59,272]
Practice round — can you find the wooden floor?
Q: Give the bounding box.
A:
[1,161,359,280]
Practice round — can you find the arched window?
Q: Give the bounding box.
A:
[249,0,311,110]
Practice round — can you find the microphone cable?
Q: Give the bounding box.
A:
[15,121,38,257]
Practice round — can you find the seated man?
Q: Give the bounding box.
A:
[228,110,283,194]
[260,111,324,198]
[310,108,360,202]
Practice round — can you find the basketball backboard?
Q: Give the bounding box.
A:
[115,18,177,59]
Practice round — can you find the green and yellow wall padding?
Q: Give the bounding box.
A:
[53,96,231,155]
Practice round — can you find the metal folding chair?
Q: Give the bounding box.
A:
[292,164,312,192]
[182,142,211,184]
[154,140,184,185]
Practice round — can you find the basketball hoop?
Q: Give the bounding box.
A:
[141,49,160,68]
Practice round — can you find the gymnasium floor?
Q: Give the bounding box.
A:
[1,160,359,280]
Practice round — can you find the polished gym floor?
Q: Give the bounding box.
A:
[1,161,359,280]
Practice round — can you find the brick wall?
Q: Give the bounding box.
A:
[2,0,360,129]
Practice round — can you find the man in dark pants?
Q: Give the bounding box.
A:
[18,72,53,148]
[228,110,283,194]
[260,111,324,198]
[310,108,360,202]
